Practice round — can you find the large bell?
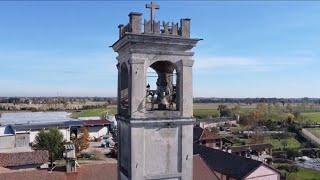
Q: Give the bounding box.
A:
[158,92,169,110]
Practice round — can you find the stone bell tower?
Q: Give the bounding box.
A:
[111,2,201,180]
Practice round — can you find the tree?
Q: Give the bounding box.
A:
[281,139,288,150]
[286,149,300,160]
[255,103,268,123]
[34,128,64,167]
[73,127,90,154]
[286,113,295,124]
[217,104,232,117]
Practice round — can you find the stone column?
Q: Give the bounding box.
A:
[129,58,146,118]
[181,124,193,180]
[178,59,194,117]
[130,127,144,180]
[116,63,121,115]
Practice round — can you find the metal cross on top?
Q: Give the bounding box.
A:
[146,1,160,32]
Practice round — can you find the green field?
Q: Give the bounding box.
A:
[287,167,320,180]
[267,137,301,150]
[70,105,320,122]
[193,109,219,118]
[71,107,220,119]
[71,107,117,118]
[300,112,320,124]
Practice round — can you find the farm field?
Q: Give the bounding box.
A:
[193,108,219,118]
[70,104,320,123]
[71,107,117,118]
[300,112,320,124]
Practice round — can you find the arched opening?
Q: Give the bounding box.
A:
[119,63,129,115]
[146,61,178,111]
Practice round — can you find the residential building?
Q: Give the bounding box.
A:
[193,144,280,180]
[194,126,233,149]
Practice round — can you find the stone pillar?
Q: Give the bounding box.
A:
[129,12,142,34]
[116,63,121,115]
[178,59,194,117]
[181,124,193,180]
[129,58,146,118]
[118,24,125,38]
[130,127,144,180]
[180,19,191,38]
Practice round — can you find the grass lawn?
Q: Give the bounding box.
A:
[287,167,320,180]
[267,137,301,150]
[71,107,117,118]
[193,108,219,118]
[300,112,320,124]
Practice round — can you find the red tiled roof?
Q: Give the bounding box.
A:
[0,150,48,167]
[199,129,222,141]
[82,120,112,126]
[193,154,216,180]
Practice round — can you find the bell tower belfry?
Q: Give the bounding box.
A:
[111,2,201,180]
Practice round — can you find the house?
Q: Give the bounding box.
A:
[231,144,273,164]
[194,126,232,149]
[193,144,280,180]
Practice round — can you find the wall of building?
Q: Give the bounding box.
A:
[245,165,280,180]
[15,133,30,147]
[28,129,70,143]
[0,135,15,149]
[60,128,71,142]
[87,126,108,139]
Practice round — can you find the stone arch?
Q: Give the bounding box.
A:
[146,60,178,111]
[119,62,129,115]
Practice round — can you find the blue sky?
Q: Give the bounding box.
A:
[0,1,319,98]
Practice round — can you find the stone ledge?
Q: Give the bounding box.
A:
[117,116,195,127]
